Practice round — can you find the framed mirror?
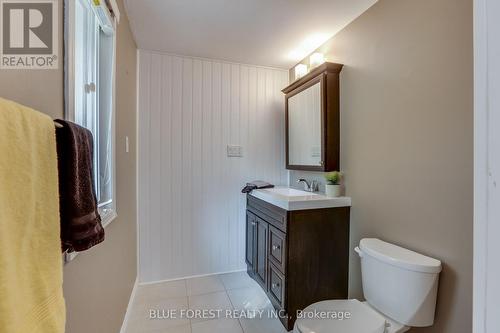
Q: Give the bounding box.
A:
[287,76,323,168]
[283,62,343,171]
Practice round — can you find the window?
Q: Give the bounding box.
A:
[65,0,117,226]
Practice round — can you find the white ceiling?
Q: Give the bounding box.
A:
[124,0,377,69]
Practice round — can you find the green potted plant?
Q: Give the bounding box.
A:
[324,171,343,197]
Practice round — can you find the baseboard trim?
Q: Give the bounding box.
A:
[119,278,139,333]
[138,268,246,286]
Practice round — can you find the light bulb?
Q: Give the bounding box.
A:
[294,64,308,80]
[310,52,325,68]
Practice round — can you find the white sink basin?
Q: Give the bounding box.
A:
[265,187,318,197]
[250,186,351,211]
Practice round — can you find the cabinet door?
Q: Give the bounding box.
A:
[245,212,256,271]
[255,217,268,289]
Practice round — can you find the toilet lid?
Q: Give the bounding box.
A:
[295,299,387,333]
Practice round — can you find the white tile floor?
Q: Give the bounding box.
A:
[125,271,290,333]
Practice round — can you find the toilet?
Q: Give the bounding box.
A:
[293,238,442,333]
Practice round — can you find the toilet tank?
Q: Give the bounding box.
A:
[355,238,442,327]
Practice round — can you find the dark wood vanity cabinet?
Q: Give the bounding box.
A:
[246,194,350,330]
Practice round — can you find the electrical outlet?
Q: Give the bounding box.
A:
[227,145,243,157]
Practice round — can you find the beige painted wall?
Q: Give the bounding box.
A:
[290,0,473,332]
[0,0,138,332]
[0,0,64,118]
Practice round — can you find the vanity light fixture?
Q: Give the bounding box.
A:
[294,64,308,80]
[310,52,325,68]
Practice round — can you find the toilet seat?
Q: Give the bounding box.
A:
[293,299,387,333]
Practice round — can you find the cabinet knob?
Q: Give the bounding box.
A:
[272,282,280,289]
[272,244,280,251]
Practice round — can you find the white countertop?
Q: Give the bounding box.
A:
[249,186,351,211]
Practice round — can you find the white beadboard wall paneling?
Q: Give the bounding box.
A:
[137,50,289,282]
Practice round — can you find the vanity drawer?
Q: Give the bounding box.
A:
[268,262,285,309]
[247,195,287,232]
[268,225,286,273]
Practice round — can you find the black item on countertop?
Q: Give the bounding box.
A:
[241,181,274,193]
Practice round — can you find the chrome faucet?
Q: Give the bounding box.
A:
[297,179,319,192]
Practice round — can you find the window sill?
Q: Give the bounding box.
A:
[100,208,118,228]
[63,208,117,264]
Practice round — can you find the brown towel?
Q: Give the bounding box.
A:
[55,119,104,252]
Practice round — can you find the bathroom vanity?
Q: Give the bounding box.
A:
[245,187,351,330]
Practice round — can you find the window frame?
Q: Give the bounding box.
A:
[64,0,118,235]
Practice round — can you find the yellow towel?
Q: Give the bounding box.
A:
[0,98,65,333]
